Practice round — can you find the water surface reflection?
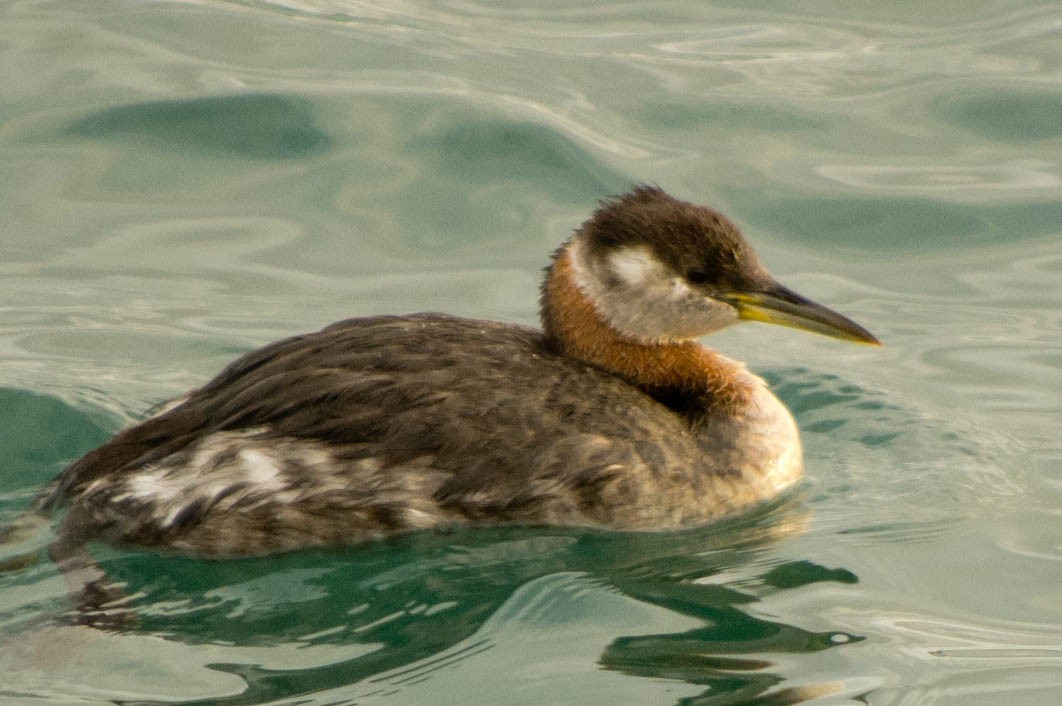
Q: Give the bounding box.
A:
[2,507,860,706]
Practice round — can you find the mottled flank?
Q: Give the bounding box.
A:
[43,186,877,559]
[65,427,453,555]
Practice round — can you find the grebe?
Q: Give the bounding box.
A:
[42,186,878,560]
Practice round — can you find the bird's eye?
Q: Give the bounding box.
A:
[686,267,710,284]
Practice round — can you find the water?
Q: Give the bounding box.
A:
[1,1,1060,704]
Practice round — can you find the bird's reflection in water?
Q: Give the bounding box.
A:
[44,499,861,706]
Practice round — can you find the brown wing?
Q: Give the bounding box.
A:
[48,315,712,555]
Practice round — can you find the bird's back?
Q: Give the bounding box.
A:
[49,314,723,556]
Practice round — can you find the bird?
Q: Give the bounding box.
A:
[40,186,879,564]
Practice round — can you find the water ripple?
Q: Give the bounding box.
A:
[816,161,1061,193]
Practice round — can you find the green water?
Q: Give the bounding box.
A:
[1,1,1060,704]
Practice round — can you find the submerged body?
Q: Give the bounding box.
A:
[44,187,878,559]
[48,315,799,556]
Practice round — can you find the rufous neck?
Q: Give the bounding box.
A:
[540,244,754,412]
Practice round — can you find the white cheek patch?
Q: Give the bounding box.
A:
[607,246,664,286]
[568,238,740,341]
